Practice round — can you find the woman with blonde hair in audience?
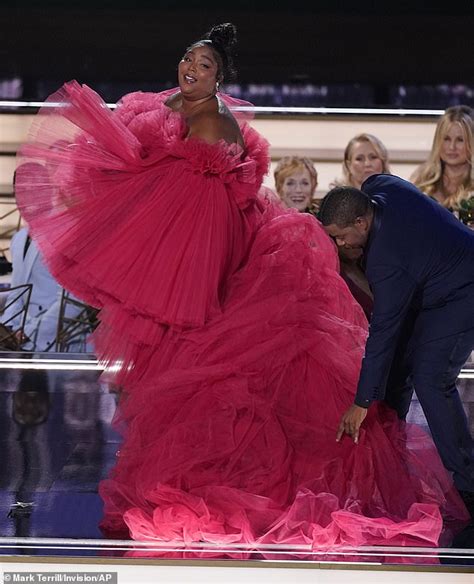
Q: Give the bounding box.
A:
[336,133,391,189]
[411,105,473,225]
[274,156,319,213]
[331,134,390,319]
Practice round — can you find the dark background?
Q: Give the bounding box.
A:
[1,1,473,103]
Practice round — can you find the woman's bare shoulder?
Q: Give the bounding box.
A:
[188,107,243,146]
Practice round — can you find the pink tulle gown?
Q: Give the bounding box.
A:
[15,81,469,549]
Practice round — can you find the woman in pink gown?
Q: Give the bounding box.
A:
[15,24,468,548]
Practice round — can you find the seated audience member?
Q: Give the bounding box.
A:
[274,156,319,214]
[411,105,473,226]
[334,133,391,190]
[1,227,89,352]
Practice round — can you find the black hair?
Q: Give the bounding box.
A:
[318,186,372,227]
[189,23,238,82]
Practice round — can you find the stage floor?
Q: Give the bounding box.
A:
[0,352,473,570]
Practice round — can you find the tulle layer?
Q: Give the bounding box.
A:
[16,82,469,548]
[99,213,468,546]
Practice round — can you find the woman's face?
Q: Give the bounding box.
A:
[347,141,384,189]
[440,123,469,167]
[178,44,219,100]
[279,168,314,211]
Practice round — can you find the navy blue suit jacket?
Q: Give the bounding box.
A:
[355,174,474,407]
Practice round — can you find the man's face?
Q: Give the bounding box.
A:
[323,217,370,252]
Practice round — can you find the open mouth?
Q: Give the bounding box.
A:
[289,196,307,203]
[184,74,197,84]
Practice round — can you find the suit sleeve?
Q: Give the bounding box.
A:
[24,289,88,351]
[1,232,25,329]
[354,264,417,407]
[23,288,62,350]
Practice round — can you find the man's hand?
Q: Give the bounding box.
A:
[336,404,368,444]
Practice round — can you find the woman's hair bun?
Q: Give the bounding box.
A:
[187,23,238,81]
[198,22,237,81]
[207,23,237,51]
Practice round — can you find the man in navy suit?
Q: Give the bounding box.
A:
[319,174,474,514]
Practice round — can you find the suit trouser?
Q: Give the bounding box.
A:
[385,316,474,493]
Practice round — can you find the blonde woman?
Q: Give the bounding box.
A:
[331,134,390,318]
[335,133,391,189]
[411,105,473,224]
[274,156,318,213]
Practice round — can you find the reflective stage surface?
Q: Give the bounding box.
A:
[0,354,118,546]
[0,352,473,570]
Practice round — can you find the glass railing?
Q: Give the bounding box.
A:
[0,352,472,568]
